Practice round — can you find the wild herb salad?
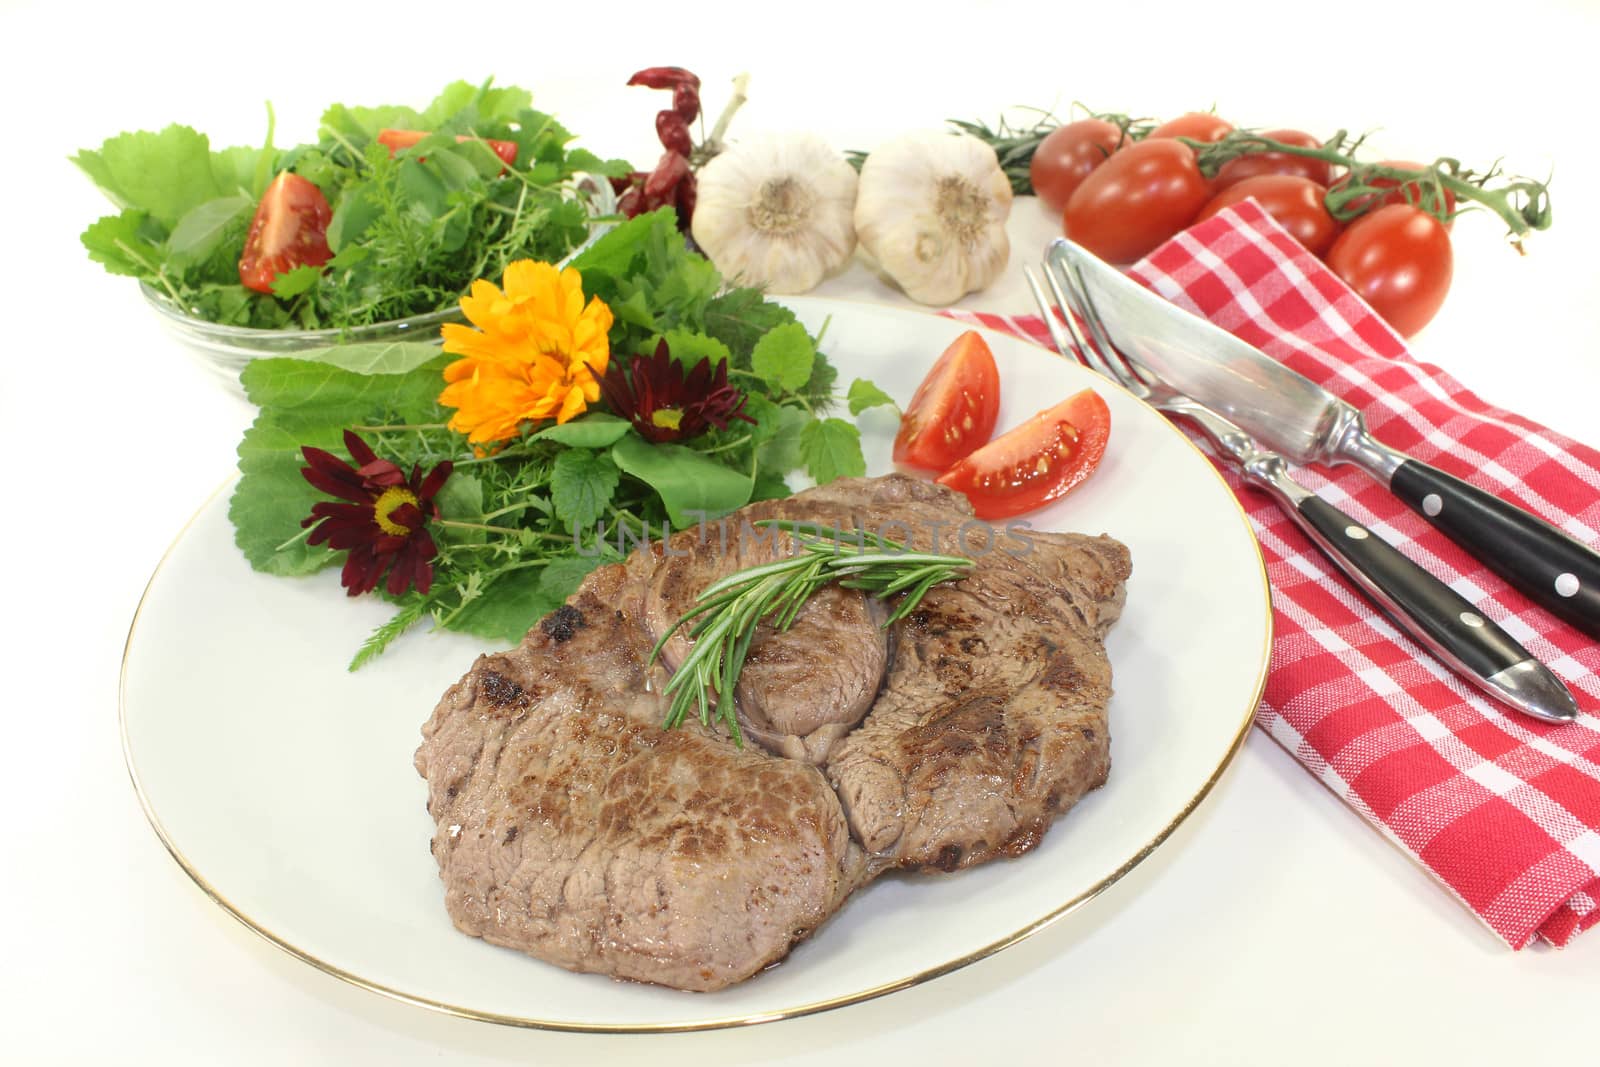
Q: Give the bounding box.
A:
[73,79,628,331]
[231,208,892,668]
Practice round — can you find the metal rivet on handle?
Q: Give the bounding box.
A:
[1460,612,1485,628]
[1345,526,1369,540]
[1423,494,1443,517]
[1556,573,1581,598]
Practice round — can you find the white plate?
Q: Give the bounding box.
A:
[121,296,1271,1032]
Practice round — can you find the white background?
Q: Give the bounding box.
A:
[3,0,1598,1063]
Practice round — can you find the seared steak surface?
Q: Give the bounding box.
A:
[415,475,1130,991]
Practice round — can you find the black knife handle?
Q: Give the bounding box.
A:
[1297,495,1530,677]
[1390,459,1600,639]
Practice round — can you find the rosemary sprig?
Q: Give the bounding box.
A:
[647,520,974,743]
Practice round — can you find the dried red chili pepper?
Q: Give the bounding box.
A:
[616,66,705,235]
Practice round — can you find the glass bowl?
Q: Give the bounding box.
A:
[142,174,619,391]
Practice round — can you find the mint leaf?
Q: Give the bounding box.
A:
[532,413,631,448]
[549,448,619,532]
[611,434,753,527]
[847,378,899,416]
[750,322,815,392]
[799,417,867,485]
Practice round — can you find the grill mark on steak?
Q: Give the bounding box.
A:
[540,605,585,643]
[415,474,1130,991]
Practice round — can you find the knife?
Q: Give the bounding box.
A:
[1050,237,1600,639]
[1029,261,1578,724]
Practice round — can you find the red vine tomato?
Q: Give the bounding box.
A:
[1325,204,1453,337]
[1029,118,1126,214]
[1062,139,1210,263]
[1196,174,1343,257]
[1213,129,1332,188]
[1148,112,1235,144]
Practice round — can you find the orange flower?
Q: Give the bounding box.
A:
[438,260,614,449]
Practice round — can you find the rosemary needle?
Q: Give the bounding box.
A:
[648,521,973,743]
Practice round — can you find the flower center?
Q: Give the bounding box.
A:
[651,408,685,431]
[373,487,420,537]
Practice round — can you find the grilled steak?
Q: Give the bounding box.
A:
[640,507,890,763]
[415,562,867,992]
[415,474,1130,991]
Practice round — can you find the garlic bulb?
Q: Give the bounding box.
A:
[854,131,1013,306]
[690,134,859,295]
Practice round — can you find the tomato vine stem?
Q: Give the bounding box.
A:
[1188,130,1552,250]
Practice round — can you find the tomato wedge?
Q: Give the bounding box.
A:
[376,128,519,168]
[936,389,1110,519]
[892,330,1002,471]
[237,172,333,294]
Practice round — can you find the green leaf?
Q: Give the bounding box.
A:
[611,434,753,527]
[273,340,446,376]
[319,101,421,145]
[74,125,225,228]
[269,264,323,298]
[537,555,607,604]
[751,470,792,502]
[703,287,798,364]
[532,413,631,448]
[433,472,484,544]
[751,322,817,392]
[211,145,278,198]
[754,403,812,476]
[549,448,620,532]
[847,377,899,416]
[80,211,162,278]
[799,417,867,485]
[661,329,732,368]
[569,209,671,287]
[447,568,549,644]
[167,194,254,266]
[326,186,382,253]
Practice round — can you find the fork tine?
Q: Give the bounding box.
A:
[1042,255,1133,390]
[1022,267,1078,363]
[1055,257,1123,373]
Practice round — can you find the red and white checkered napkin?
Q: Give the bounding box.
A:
[945,199,1600,948]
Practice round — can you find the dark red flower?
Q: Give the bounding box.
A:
[299,430,453,597]
[595,341,755,444]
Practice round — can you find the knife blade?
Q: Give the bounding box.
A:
[1028,261,1578,725]
[1050,237,1600,640]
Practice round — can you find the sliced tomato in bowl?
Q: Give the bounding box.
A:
[893,330,1002,471]
[237,172,333,294]
[936,388,1110,520]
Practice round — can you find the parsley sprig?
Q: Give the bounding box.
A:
[649,521,973,742]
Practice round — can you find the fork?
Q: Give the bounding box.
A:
[1024,257,1578,725]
